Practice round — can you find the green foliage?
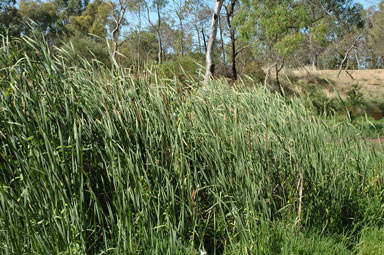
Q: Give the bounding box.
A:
[1,35,384,254]
[241,60,265,83]
[0,5,23,37]
[19,0,64,38]
[227,223,350,255]
[303,82,368,121]
[304,86,342,115]
[276,32,305,56]
[354,228,384,255]
[339,83,365,121]
[367,1,384,67]
[346,84,364,110]
[56,0,89,17]
[118,30,158,67]
[310,21,328,46]
[63,35,111,65]
[238,0,308,55]
[237,0,310,89]
[149,0,169,11]
[153,55,204,82]
[318,44,342,69]
[67,0,113,38]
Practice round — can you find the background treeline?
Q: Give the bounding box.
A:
[1,0,384,81]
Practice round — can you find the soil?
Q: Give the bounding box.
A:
[366,137,384,144]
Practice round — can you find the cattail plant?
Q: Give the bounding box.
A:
[0,34,383,255]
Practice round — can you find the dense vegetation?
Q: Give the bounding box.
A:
[2,0,384,78]
[1,34,384,254]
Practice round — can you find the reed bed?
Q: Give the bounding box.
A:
[1,35,383,254]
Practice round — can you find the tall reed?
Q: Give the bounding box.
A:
[1,35,383,254]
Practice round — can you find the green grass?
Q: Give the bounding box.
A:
[350,116,384,138]
[1,35,384,254]
[354,227,384,255]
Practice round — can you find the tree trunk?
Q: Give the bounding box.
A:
[230,29,237,81]
[205,0,224,84]
[195,26,201,53]
[111,28,119,60]
[202,28,207,53]
[371,52,377,69]
[225,0,238,81]
[219,15,227,76]
[275,62,284,96]
[137,3,142,70]
[312,53,318,70]
[111,0,128,62]
[156,3,163,64]
[157,30,163,64]
[264,61,275,90]
[275,64,280,92]
[354,50,360,69]
[180,18,185,56]
[337,33,362,78]
[309,34,317,71]
[196,24,202,53]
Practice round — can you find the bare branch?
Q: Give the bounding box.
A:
[235,44,251,57]
[264,61,276,89]
[337,33,363,78]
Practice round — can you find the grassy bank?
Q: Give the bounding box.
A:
[1,36,384,254]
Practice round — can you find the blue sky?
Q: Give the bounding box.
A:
[356,0,381,8]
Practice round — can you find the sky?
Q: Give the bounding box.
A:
[356,0,381,8]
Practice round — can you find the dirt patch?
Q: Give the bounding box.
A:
[366,137,384,144]
[279,68,384,100]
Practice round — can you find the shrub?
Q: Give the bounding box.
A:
[345,84,365,120]
[241,60,266,84]
[153,55,204,83]
[302,85,342,115]
[63,36,111,66]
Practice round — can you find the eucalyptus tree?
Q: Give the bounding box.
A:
[146,0,168,64]
[367,1,384,68]
[110,0,145,60]
[19,0,64,40]
[0,0,14,9]
[123,0,144,67]
[303,0,333,69]
[54,0,89,26]
[238,0,308,94]
[0,0,23,36]
[110,0,129,59]
[225,0,251,81]
[119,30,158,66]
[172,0,191,57]
[189,0,210,53]
[67,0,113,38]
[306,0,364,69]
[205,0,224,84]
[307,20,329,69]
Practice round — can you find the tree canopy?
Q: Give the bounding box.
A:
[1,0,382,76]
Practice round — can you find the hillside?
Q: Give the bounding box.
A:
[286,68,384,99]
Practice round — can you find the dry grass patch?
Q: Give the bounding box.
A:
[282,68,384,99]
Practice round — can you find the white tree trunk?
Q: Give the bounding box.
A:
[205,0,223,84]
[156,3,163,64]
[111,0,128,61]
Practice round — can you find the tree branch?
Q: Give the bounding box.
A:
[234,44,251,57]
[337,33,362,78]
